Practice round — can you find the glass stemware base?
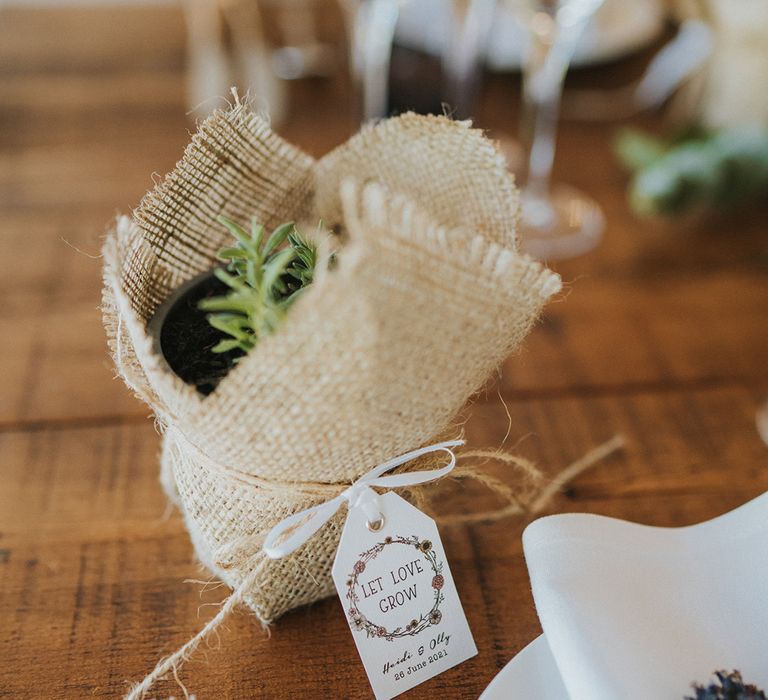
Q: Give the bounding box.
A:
[518,183,604,261]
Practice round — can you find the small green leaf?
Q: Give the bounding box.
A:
[218,215,253,249]
[206,314,247,335]
[246,258,257,288]
[262,247,296,299]
[199,297,253,314]
[211,338,245,353]
[250,218,265,250]
[263,222,295,255]
[217,247,248,261]
[228,259,247,276]
[615,129,667,172]
[213,267,245,291]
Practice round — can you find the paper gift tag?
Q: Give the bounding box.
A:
[332,492,477,699]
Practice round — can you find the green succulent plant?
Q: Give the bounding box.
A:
[687,671,767,700]
[198,215,317,355]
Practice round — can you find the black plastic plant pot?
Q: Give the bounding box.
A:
[147,268,244,396]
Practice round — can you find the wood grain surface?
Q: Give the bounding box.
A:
[1,6,767,699]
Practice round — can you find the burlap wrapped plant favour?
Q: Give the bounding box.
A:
[103,104,570,697]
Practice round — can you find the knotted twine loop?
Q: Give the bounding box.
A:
[262,438,463,559]
[125,433,624,700]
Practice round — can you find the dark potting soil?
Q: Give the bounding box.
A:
[153,270,244,396]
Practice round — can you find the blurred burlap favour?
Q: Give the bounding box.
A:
[102,104,595,696]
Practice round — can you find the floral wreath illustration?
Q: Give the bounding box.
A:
[345,534,445,641]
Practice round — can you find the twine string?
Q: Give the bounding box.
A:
[125,557,269,700]
[125,434,624,699]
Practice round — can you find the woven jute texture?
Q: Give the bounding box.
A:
[102,105,561,624]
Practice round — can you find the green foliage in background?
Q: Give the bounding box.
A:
[198,216,317,355]
[686,670,767,700]
[616,127,768,216]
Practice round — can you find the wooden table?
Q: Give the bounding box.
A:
[2,6,767,699]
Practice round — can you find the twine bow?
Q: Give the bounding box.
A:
[125,432,623,700]
[262,439,464,559]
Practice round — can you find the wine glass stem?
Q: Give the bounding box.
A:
[348,0,400,123]
[442,0,496,119]
[520,22,569,202]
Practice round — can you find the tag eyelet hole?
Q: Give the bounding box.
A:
[366,515,385,532]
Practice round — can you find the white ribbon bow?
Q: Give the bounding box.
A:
[262,439,464,559]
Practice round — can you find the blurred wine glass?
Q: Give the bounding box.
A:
[341,0,403,124]
[507,0,606,260]
[442,0,498,119]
